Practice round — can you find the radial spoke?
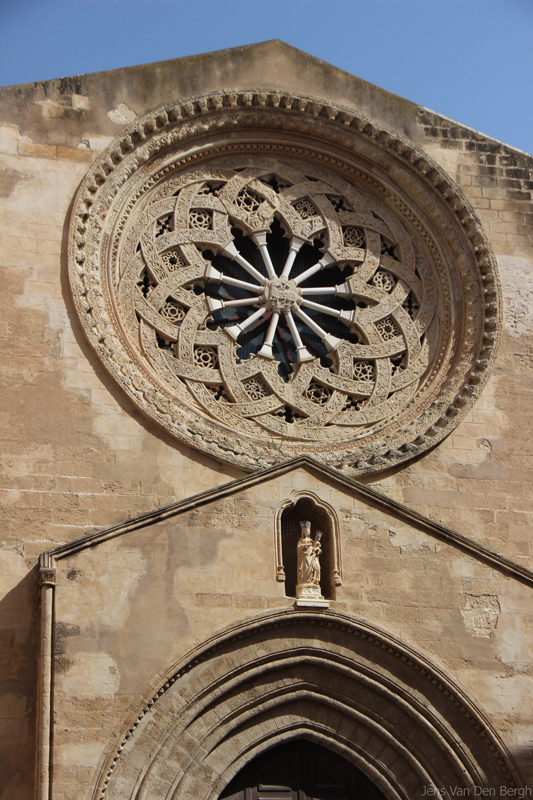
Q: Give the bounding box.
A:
[218,276,262,293]
[301,298,357,326]
[225,306,267,340]
[258,312,280,359]
[293,306,342,351]
[300,298,340,318]
[284,311,314,363]
[207,296,260,312]
[300,281,351,297]
[221,241,267,285]
[204,265,263,293]
[252,232,276,279]
[281,236,305,278]
[293,252,335,286]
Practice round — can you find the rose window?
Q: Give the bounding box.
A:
[116,156,435,448]
[70,91,499,474]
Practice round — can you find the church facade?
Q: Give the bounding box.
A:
[0,41,532,800]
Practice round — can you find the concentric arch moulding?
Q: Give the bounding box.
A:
[68,89,502,475]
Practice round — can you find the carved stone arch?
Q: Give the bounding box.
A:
[92,611,523,800]
[274,491,342,598]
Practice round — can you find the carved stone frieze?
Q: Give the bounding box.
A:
[68,89,502,474]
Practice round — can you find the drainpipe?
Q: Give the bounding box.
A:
[36,553,56,800]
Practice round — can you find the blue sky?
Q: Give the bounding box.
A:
[0,0,531,153]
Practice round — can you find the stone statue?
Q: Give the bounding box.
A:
[296,521,324,604]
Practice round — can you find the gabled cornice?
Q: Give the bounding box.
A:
[43,456,533,588]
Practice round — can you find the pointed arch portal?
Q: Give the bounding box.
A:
[94,610,522,800]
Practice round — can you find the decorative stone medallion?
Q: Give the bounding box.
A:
[68,90,501,475]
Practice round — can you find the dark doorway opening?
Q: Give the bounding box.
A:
[219,739,387,800]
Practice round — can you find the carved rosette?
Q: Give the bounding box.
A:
[68,90,501,475]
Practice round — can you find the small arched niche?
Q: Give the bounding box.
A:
[275,493,341,600]
[219,739,386,800]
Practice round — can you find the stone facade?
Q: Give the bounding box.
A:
[0,41,532,800]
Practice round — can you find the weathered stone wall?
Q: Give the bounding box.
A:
[50,468,533,797]
[373,109,533,565]
[0,41,532,798]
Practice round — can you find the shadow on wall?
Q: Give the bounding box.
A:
[0,566,39,798]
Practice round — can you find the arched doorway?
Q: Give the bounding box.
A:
[219,739,387,800]
[94,610,522,800]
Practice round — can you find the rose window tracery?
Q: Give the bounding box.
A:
[69,90,501,474]
[117,157,435,446]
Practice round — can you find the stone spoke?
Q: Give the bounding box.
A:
[258,312,280,359]
[293,306,342,352]
[221,241,267,285]
[252,232,276,279]
[225,306,267,341]
[207,297,260,312]
[284,311,314,363]
[281,236,306,278]
[300,298,357,327]
[204,266,263,294]
[300,282,351,297]
[300,298,342,319]
[293,252,336,286]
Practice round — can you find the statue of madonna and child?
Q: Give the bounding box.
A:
[295,520,328,607]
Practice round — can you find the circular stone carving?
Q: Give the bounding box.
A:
[68,90,502,475]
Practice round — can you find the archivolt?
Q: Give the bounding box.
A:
[94,610,522,800]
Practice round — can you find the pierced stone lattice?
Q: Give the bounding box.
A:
[352,360,375,382]
[244,376,270,400]
[381,237,397,258]
[403,292,420,319]
[189,209,212,230]
[194,346,218,369]
[294,198,317,220]
[328,196,351,212]
[137,268,156,297]
[376,317,400,341]
[305,381,332,405]
[236,188,262,212]
[156,215,173,237]
[372,270,395,292]
[343,396,367,411]
[206,384,232,403]
[161,250,186,271]
[273,405,306,424]
[391,356,407,376]
[343,227,365,247]
[159,300,186,325]
[197,183,220,196]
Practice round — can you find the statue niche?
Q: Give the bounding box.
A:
[277,495,341,604]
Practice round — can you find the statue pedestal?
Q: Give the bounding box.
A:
[295,598,329,608]
[295,583,329,608]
